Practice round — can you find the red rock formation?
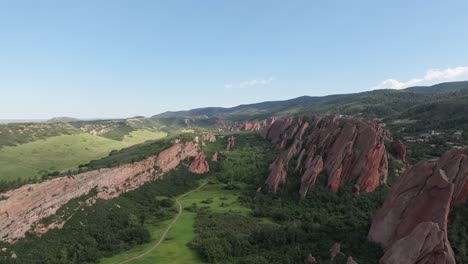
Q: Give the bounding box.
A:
[299,156,323,198]
[306,254,317,264]
[202,132,216,142]
[211,152,218,162]
[262,114,399,195]
[216,118,228,128]
[236,121,262,131]
[353,184,361,197]
[368,147,468,264]
[330,242,341,260]
[0,141,201,243]
[226,136,235,150]
[156,142,198,172]
[189,152,210,174]
[347,256,358,264]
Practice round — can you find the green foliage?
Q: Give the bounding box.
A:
[448,203,468,263]
[0,131,166,191]
[211,133,278,186]
[189,133,385,264]
[0,122,78,148]
[3,168,200,263]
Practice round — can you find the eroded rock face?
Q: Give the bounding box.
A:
[211,152,218,162]
[346,256,358,264]
[226,136,235,150]
[299,155,323,198]
[306,254,317,264]
[189,152,210,174]
[235,121,262,131]
[368,147,468,264]
[0,141,200,243]
[330,242,342,260]
[347,256,359,264]
[202,132,216,142]
[263,114,398,195]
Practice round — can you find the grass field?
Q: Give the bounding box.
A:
[100,183,250,264]
[0,130,167,181]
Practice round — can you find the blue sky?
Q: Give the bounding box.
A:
[1,0,468,119]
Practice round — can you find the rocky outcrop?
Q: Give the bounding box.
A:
[330,242,341,260]
[368,147,468,264]
[299,156,323,198]
[235,121,262,131]
[262,114,399,195]
[226,136,235,150]
[306,254,317,264]
[189,152,210,174]
[0,141,200,243]
[202,132,216,142]
[216,118,228,128]
[211,152,218,162]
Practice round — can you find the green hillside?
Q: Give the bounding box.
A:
[0,130,166,183]
[153,81,468,123]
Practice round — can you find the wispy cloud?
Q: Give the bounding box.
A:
[225,77,273,89]
[371,66,468,90]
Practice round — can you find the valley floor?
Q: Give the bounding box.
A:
[99,183,250,264]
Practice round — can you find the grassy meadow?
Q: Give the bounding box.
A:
[100,183,250,264]
[0,130,167,181]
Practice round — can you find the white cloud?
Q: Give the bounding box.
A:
[371,66,468,90]
[225,77,273,89]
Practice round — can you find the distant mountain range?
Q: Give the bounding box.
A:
[154,81,468,122]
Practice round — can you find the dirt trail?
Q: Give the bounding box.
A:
[117,182,207,264]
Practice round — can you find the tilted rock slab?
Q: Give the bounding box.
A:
[226,136,235,150]
[189,152,210,174]
[262,114,397,197]
[202,132,216,142]
[368,147,468,264]
[0,141,199,243]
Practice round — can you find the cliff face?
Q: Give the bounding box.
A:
[189,152,210,174]
[368,147,468,264]
[262,114,398,196]
[0,141,199,243]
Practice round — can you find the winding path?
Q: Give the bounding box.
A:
[117,182,207,264]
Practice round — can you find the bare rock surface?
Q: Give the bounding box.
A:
[189,152,210,174]
[306,254,317,264]
[211,152,218,162]
[368,147,468,264]
[226,136,235,150]
[262,114,400,195]
[329,242,341,260]
[202,132,216,142]
[0,141,200,242]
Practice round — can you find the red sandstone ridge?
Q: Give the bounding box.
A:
[226,136,235,150]
[211,152,218,162]
[368,147,468,264]
[202,132,216,142]
[189,152,210,174]
[262,114,402,196]
[235,121,262,131]
[0,141,201,243]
